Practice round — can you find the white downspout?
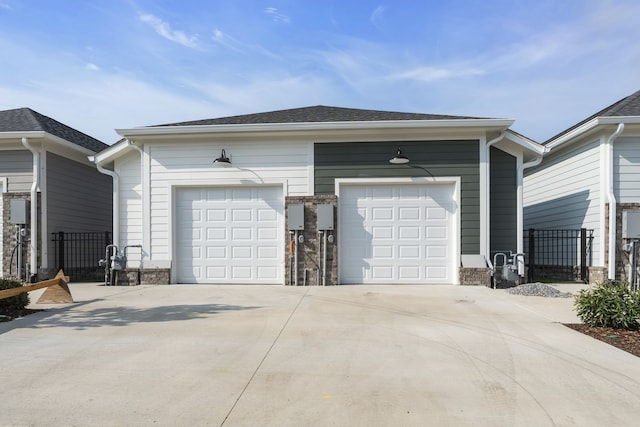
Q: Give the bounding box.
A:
[606,123,625,281]
[21,137,39,280]
[94,161,120,248]
[518,154,544,275]
[484,131,506,258]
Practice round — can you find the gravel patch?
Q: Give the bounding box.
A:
[506,282,573,298]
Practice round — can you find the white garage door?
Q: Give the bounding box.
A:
[340,183,456,284]
[175,186,284,284]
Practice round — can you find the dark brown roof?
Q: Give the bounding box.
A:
[545,90,640,144]
[0,107,108,153]
[157,105,488,127]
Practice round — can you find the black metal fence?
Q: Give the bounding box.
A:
[525,228,593,283]
[52,231,111,281]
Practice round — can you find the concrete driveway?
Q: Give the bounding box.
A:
[1,283,638,427]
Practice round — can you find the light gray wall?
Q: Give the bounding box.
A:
[523,137,602,264]
[614,136,640,202]
[0,150,33,192]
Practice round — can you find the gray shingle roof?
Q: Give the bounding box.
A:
[0,107,108,153]
[158,105,488,127]
[545,90,640,144]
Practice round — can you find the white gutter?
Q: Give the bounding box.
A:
[116,118,515,138]
[21,137,40,279]
[606,123,625,281]
[546,116,640,150]
[90,156,120,247]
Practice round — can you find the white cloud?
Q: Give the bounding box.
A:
[370,5,387,29]
[212,28,279,59]
[392,66,484,83]
[264,7,290,24]
[139,13,200,49]
[85,63,100,71]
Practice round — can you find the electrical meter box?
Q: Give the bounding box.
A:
[288,204,304,230]
[10,199,30,224]
[317,204,334,230]
[623,211,640,239]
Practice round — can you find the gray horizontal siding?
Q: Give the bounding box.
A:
[314,140,480,253]
[46,152,112,267]
[490,147,517,253]
[0,150,33,192]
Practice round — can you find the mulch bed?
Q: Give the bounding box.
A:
[565,324,640,357]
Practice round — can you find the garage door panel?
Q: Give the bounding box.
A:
[257,245,278,259]
[207,267,226,279]
[427,207,447,219]
[258,208,277,221]
[399,207,420,220]
[399,226,420,239]
[207,247,226,258]
[372,245,393,258]
[372,207,393,220]
[207,227,226,240]
[399,266,420,279]
[371,226,392,239]
[232,209,252,222]
[371,266,393,279]
[232,228,252,240]
[176,186,283,284]
[258,228,277,240]
[340,183,455,284]
[399,245,420,258]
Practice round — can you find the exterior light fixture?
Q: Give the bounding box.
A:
[389,147,410,164]
[213,149,231,167]
[389,147,435,178]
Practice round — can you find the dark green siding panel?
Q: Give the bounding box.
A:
[314,140,480,253]
[490,147,517,253]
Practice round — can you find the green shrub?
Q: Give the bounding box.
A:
[0,277,30,312]
[574,281,640,330]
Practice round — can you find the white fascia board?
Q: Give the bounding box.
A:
[597,116,640,125]
[545,119,599,150]
[546,116,640,150]
[89,139,131,164]
[116,118,515,138]
[0,131,95,156]
[0,131,46,140]
[44,133,96,156]
[504,131,547,156]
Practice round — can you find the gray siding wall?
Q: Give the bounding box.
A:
[0,150,33,192]
[314,140,480,254]
[46,152,112,266]
[490,147,517,253]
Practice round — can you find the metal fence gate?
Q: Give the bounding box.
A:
[525,228,593,283]
[52,231,111,281]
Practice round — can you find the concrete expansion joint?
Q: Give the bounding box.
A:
[221,287,310,425]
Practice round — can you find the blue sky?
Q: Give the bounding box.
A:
[1,0,639,144]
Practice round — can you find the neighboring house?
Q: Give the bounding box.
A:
[524,90,640,283]
[0,108,112,281]
[91,106,544,285]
